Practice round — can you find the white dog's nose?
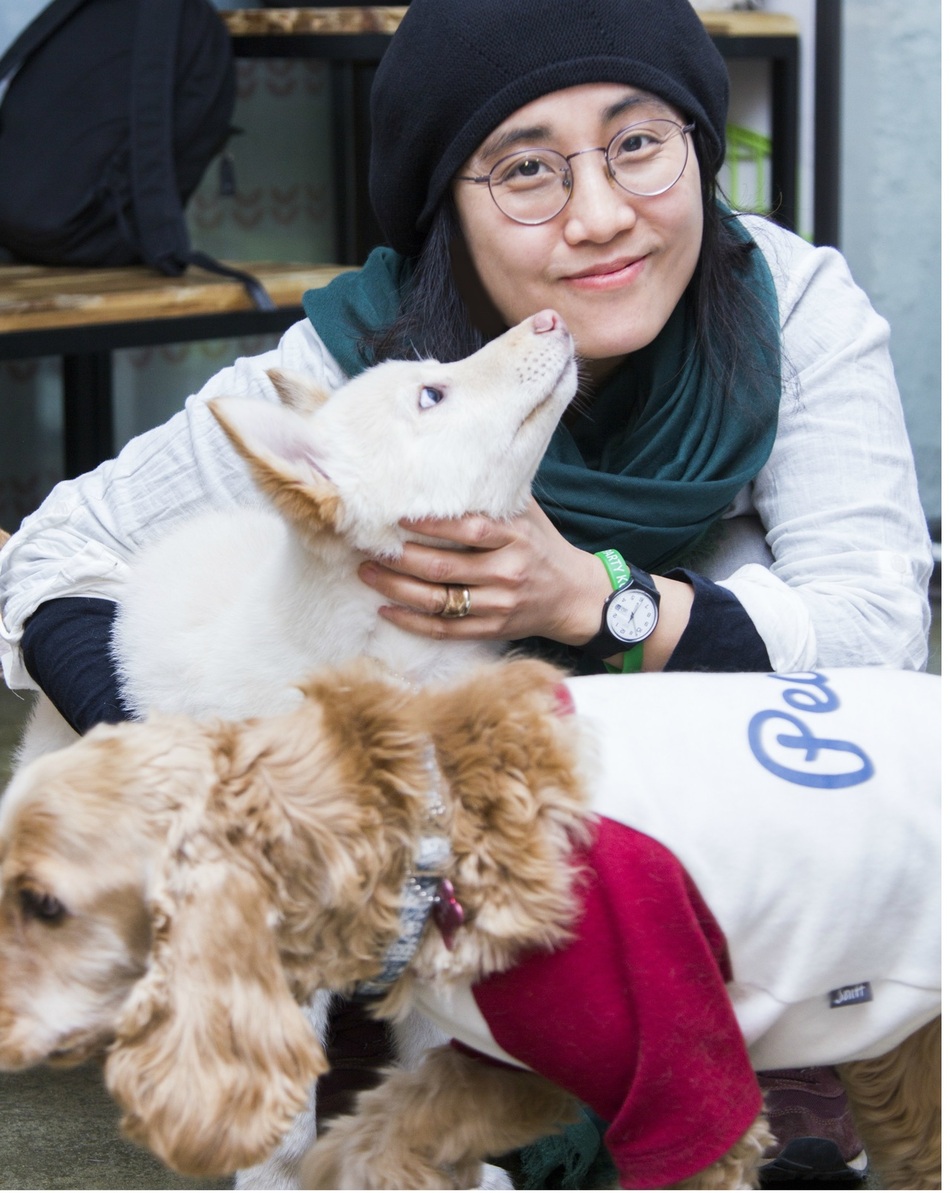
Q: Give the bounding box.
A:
[531,309,564,334]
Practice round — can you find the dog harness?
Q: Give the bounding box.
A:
[410,667,940,1190]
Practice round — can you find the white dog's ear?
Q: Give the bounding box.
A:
[105,852,327,1177]
[266,366,331,414]
[209,396,343,536]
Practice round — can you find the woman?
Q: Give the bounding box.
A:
[0,0,932,1185]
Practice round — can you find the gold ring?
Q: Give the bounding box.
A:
[441,585,472,619]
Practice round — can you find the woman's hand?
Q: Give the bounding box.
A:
[358,498,611,646]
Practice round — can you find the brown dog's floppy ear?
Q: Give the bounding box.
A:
[266,366,331,413]
[209,396,343,539]
[105,850,327,1176]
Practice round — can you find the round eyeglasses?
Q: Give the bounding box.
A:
[457,118,695,226]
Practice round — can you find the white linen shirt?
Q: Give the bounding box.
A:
[0,217,933,689]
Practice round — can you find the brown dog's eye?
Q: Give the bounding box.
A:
[19,888,67,925]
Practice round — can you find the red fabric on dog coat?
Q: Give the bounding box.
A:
[468,818,763,1189]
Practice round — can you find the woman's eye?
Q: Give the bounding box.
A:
[19,887,67,925]
[419,386,445,409]
[613,122,669,160]
[498,155,557,187]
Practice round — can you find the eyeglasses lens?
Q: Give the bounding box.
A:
[487,120,689,224]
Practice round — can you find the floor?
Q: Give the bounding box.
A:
[0,595,940,1189]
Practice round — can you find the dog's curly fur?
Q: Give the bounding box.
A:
[0,657,940,1188]
[0,658,590,1176]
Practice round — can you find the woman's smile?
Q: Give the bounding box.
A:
[561,253,648,291]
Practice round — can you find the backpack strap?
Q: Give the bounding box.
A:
[0,0,92,85]
[129,0,275,310]
[187,249,280,312]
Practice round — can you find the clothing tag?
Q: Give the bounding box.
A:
[829,982,873,1008]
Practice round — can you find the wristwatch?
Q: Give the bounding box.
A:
[584,549,661,666]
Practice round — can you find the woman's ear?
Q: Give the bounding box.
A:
[104,852,327,1177]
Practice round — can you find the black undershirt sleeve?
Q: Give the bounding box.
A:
[663,568,772,672]
[21,597,133,734]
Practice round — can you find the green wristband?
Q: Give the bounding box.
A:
[595,548,631,590]
[605,643,645,674]
[595,550,644,674]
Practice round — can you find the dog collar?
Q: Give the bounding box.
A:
[355,684,572,999]
[356,744,463,999]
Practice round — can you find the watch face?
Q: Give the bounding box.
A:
[606,588,659,644]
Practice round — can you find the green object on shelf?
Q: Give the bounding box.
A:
[725,122,772,212]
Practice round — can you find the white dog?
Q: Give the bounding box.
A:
[9,309,576,1187]
[19,308,576,751]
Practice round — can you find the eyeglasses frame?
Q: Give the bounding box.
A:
[457,118,697,226]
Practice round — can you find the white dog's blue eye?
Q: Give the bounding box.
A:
[419,386,444,409]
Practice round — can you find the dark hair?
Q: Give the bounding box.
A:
[365,128,780,416]
[687,124,781,413]
[365,203,483,366]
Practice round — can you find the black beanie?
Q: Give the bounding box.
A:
[369,0,729,257]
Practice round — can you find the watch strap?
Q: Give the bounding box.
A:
[591,549,657,670]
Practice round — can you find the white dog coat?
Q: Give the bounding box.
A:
[412,668,940,1189]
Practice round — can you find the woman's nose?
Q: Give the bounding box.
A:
[562,155,637,244]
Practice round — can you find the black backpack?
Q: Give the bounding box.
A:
[0,0,273,308]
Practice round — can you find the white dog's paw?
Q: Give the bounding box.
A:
[477,1162,514,1189]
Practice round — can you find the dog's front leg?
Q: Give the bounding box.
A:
[672,1113,773,1191]
[299,1044,578,1190]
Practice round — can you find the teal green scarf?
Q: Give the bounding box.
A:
[302,227,780,573]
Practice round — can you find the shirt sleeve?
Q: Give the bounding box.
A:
[715,218,932,672]
[0,318,344,690]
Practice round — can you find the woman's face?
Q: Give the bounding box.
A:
[452,83,704,381]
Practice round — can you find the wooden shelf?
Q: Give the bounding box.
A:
[0,262,352,334]
[222,7,405,36]
[220,8,797,40]
[695,11,797,38]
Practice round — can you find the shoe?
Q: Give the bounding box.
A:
[759,1067,868,1187]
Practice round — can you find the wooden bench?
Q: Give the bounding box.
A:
[0,261,353,478]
